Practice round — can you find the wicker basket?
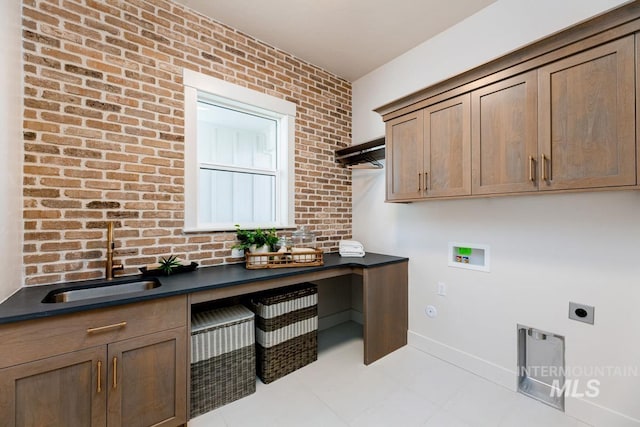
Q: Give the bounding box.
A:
[247,283,318,383]
[190,305,256,417]
[245,249,324,269]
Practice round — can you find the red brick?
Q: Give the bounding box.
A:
[21,0,352,286]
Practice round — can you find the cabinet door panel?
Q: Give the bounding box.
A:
[424,94,471,197]
[538,35,636,190]
[0,346,106,427]
[472,71,538,194]
[107,327,187,427]
[386,111,424,201]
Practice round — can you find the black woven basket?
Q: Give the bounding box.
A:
[247,283,318,384]
[256,331,317,384]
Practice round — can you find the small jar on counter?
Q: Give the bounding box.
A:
[275,236,293,251]
[291,226,316,249]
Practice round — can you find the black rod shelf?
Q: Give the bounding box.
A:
[335,137,385,168]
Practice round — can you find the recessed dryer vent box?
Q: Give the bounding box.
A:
[448,243,490,272]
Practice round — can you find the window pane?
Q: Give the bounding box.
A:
[197,101,277,170]
[198,169,275,225]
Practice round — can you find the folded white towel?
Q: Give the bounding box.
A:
[339,240,364,250]
[339,240,365,257]
[340,250,365,257]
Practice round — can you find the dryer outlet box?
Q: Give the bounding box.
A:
[569,302,594,325]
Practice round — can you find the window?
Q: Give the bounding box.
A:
[184,70,295,231]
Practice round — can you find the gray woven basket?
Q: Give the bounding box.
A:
[190,305,256,417]
[190,346,255,416]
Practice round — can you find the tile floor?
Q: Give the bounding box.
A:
[189,322,589,427]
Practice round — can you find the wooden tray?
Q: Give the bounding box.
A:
[245,249,323,269]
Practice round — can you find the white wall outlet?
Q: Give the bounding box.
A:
[437,282,447,296]
[425,305,438,318]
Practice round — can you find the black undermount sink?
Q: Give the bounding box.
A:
[42,278,161,303]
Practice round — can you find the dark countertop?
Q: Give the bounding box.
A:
[0,252,407,325]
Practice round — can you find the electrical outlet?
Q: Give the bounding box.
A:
[569,302,595,325]
[425,305,438,318]
[437,282,447,296]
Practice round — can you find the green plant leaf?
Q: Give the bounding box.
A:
[158,255,182,275]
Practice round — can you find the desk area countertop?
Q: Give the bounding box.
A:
[0,252,408,325]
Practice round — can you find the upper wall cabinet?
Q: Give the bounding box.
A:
[424,94,471,198]
[538,35,636,191]
[377,2,640,203]
[386,111,424,201]
[471,71,538,195]
[385,95,470,202]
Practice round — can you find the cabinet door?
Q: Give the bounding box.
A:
[538,35,636,190]
[472,71,538,194]
[0,346,106,427]
[424,94,471,197]
[107,327,187,427]
[385,111,424,201]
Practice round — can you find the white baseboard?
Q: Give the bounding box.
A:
[407,330,516,391]
[566,394,640,427]
[408,330,640,426]
[318,310,363,331]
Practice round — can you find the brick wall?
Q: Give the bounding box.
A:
[22,0,352,285]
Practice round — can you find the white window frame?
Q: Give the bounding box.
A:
[183,69,296,232]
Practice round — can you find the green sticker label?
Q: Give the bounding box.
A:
[457,247,472,255]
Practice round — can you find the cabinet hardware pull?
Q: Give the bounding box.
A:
[417,173,421,191]
[113,356,118,389]
[541,154,549,181]
[86,321,127,334]
[528,156,535,181]
[97,360,102,393]
[424,172,428,190]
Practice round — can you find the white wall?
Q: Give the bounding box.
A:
[352,0,639,425]
[0,0,24,301]
[353,0,631,143]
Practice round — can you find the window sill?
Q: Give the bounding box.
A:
[183,224,298,234]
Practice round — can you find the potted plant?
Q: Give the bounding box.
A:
[139,255,198,276]
[157,255,182,275]
[233,225,279,253]
[234,225,279,266]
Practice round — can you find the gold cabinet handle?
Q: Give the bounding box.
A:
[417,173,421,191]
[86,321,127,334]
[541,154,549,181]
[97,360,102,393]
[113,356,118,389]
[528,156,535,182]
[424,172,428,191]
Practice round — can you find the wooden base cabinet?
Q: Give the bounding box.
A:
[0,297,188,427]
[0,347,106,426]
[108,328,187,427]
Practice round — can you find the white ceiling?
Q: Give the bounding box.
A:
[174,0,497,81]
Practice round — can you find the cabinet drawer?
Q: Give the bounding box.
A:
[0,295,187,368]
